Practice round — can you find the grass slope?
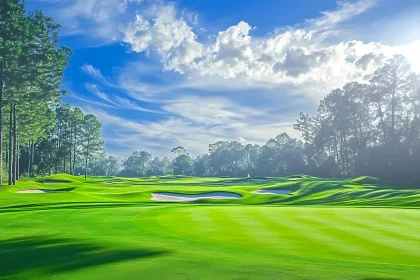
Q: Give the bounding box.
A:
[0,175,419,279]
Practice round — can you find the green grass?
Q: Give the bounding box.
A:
[0,175,419,279]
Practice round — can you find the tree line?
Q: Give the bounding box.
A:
[87,55,420,186]
[1,0,104,184]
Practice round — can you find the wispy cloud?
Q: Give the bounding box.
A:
[308,0,377,29]
[81,93,300,157]
[81,64,117,88]
[69,83,166,114]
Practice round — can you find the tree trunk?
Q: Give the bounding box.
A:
[30,140,35,177]
[8,102,13,185]
[0,60,4,186]
[378,102,387,146]
[84,139,89,179]
[63,156,66,174]
[28,141,31,174]
[17,143,20,181]
[27,140,31,175]
[343,132,349,176]
[69,127,73,175]
[69,146,72,175]
[390,79,396,165]
[335,141,339,166]
[12,103,17,185]
[5,145,8,171]
[72,134,77,175]
[56,123,60,174]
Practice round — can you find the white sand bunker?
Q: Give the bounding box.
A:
[102,181,114,184]
[253,189,292,195]
[16,189,47,193]
[152,192,242,202]
[16,188,73,194]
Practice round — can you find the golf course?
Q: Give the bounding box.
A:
[0,175,419,280]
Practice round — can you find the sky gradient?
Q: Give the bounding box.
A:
[26,0,420,157]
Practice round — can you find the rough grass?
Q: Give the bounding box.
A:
[0,175,419,279]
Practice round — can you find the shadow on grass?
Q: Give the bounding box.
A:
[0,236,169,279]
[0,202,154,213]
[361,278,401,280]
[41,187,76,192]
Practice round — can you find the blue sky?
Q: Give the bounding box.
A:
[26,0,420,157]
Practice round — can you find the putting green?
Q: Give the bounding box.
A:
[0,175,419,279]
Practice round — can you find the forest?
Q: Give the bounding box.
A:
[2,1,420,187]
[0,1,104,184]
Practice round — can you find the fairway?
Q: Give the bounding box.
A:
[2,0,420,278]
[0,175,419,279]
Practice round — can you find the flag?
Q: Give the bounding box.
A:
[248,174,250,178]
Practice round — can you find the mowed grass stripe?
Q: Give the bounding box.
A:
[152,208,205,241]
[206,207,257,246]
[187,207,218,234]
[296,208,420,259]
[366,208,420,229]
[327,209,420,256]
[253,207,363,257]
[264,207,375,256]
[241,207,296,251]
[208,207,284,250]
[286,207,412,259]
[234,207,293,250]
[346,209,420,241]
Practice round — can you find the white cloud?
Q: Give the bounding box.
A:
[81,64,103,79]
[79,82,165,114]
[32,0,144,44]
[81,95,298,157]
[81,64,116,87]
[122,3,203,72]
[121,0,419,100]
[162,96,261,125]
[86,83,117,105]
[307,0,377,30]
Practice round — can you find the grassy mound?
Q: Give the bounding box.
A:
[349,176,380,185]
[33,174,77,184]
[4,175,419,207]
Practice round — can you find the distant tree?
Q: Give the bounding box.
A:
[149,157,163,176]
[122,151,152,177]
[104,156,122,176]
[81,114,104,178]
[171,146,189,156]
[194,154,210,176]
[169,146,192,175]
[172,154,194,176]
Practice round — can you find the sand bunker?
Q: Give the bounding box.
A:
[16,187,74,194]
[152,192,242,202]
[16,189,47,193]
[253,189,292,195]
[102,181,114,184]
